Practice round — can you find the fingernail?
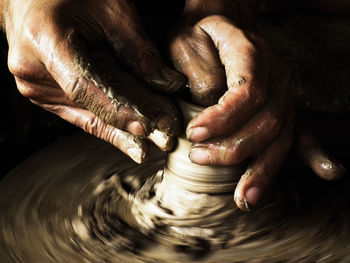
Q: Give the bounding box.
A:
[189,147,212,164]
[127,147,146,164]
[187,127,210,142]
[245,186,262,206]
[126,121,146,136]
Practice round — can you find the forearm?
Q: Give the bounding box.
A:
[183,0,260,29]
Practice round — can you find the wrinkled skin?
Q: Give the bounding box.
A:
[3,0,186,163]
[1,0,346,211]
[169,0,346,210]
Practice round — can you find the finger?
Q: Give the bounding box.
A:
[169,26,227,106]
[40,103,148,164]
[16,66,149,137]
[15,76,148,136]
[147,129,176,152]
[295,120,346,181]
[189,59,289,165]
[44,36,150,134]
[36,30,182,140]
[186,16,275,142]
[16,76,177,152]
[189,102,283,165]
[234,100,294,211]
[100,1,186,94]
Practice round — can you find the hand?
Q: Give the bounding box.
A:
[3,0,185,163]
[170,0,346,210]
[169,5,294,210]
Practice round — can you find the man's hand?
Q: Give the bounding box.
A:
[170,12,293,210]
[169,0,345,211]
[3,0,185,163]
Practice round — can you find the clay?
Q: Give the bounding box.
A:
[132,100,246,242]
[1,99,350,262]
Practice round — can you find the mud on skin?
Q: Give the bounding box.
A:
[3,0,186,163]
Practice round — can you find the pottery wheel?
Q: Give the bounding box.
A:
[0,131,350,262]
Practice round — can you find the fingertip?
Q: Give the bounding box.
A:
[234,165,268,211]
[148,129,176,152]
[233,194,250,212]
[126,146,147,164]
[113,130,148,164]
[313,156,346,181]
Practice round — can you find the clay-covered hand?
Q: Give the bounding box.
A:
[169,1,294,210]
[170,0,346,211]
[3,0,185,163]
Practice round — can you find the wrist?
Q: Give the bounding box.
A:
[0,0,11,32]
[183,0,259,30]
[0,0,5,30]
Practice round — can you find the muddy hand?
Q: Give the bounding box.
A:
[3,0,185,163]
[170,0,347,211]
[169,0,294,210]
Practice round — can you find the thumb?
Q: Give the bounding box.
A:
[168,23,227,106]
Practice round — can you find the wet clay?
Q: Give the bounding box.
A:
[131,100,246,245]
[1,101,350,262]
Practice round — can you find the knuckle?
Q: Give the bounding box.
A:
[8,48,31,80]
[16,82,36,99]
[82,113,122,146]
[66,77,88,104]
[169,33,197,68]
[108,129,121,148]
[23,20,41,45]
[192,77,226,105]
[170,34,190,52]
[82,115,104,138]
[105,125,119,145]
